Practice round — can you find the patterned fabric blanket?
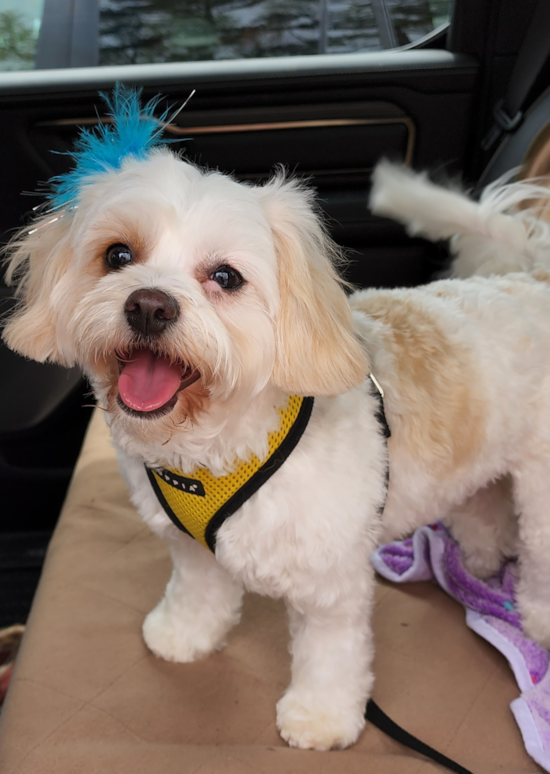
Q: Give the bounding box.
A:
[372,523,550,773]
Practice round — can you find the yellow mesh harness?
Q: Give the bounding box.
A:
[145,395,314,553]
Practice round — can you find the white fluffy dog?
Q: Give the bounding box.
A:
[5,97,550,751]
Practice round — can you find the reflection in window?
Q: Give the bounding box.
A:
[0,0,43,71]
[98,0,451,66]
[388,0,450,47]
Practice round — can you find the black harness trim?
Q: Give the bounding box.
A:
[145,466,194,539]
[203,395,314,551]
[146,396,314,553]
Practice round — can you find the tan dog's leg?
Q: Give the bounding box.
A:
[445,477,518,579]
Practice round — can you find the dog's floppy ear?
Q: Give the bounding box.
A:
[2,216,73,365]
[257,172,368,396]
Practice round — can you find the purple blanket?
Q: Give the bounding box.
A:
[372,523,550,772]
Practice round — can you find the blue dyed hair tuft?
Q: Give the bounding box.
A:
[50,84,173,209]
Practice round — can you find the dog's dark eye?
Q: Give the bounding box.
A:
[210,265,243,290]
[105,243,132,271]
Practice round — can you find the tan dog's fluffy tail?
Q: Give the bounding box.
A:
[369,160,550,278]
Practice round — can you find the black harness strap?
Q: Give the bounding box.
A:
[204,395,314,551]
[369,373,391,517]
[366,700,473,774]
[367,379,473,774]
[369,373,391,441]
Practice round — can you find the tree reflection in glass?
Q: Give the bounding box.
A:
[98,0,451,66]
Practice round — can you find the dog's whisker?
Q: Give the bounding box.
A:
[150,89,196,143]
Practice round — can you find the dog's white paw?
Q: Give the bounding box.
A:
[276,690,365,750]
[142,597,228,662]
[461,546,502,580]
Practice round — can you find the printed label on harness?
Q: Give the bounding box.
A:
[152,467,206,497]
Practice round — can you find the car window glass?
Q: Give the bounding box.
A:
[0,0,452,71]
[0,0,44,71]
[98,0,452,64]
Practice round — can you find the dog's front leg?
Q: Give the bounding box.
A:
[276,564,375,750]
[143,535,243,662]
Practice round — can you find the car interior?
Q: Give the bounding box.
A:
[1,0,550,770]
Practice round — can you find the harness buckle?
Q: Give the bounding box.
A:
[369,372,385,399]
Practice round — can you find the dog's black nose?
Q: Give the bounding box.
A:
[124,288,179,337]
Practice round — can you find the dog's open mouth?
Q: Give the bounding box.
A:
[116,349,200,419]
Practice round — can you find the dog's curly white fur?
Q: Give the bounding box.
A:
[4,151,550,750]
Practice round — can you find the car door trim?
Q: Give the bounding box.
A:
[0,50,477,98]
[38,115,415,165]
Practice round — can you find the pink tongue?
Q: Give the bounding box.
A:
[118,350,182,412]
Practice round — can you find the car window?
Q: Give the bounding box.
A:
[0,0,452,71]
[99,0,451,65]
[0,0,44,71]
